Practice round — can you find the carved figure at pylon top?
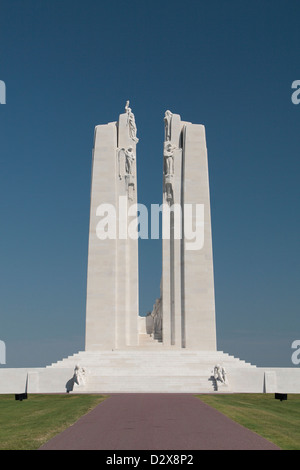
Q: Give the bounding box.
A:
[125,100,139,143]
[164,110,173,142]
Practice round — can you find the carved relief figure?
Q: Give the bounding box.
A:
[164,142,176,176]
[164,110,173,141]
[152,297,162,341]
[118,147,135,179]
[213,364,228,385]
[73,365,86,386]
[125,147,135,175]
[125,100,139,143]
[118,148,126,180]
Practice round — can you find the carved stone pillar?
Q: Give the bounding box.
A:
[85,102,139,350]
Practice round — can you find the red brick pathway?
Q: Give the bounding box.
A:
[40,394,280,450]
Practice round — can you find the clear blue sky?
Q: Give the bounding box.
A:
[0,0,299,367]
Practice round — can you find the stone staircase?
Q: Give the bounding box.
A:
[46,348,256,393]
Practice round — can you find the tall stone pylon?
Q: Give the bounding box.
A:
[161,111,217,350]
[85,102,139,350]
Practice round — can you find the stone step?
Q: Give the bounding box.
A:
[48,351,239,360]
[48,362,254,370]
[48,361,255,371]
[46,350,256,370]
[72,375,219,393]
[47,350,239,360]
[49,360,251,366]
[50,356,240,363]
[81,370,217,377]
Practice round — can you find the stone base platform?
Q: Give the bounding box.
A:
[1,348,300,395]
[46,348,256,394]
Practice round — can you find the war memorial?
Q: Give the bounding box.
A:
[0,103,299,394]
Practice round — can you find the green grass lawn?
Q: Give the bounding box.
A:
[197,393,300,450]
[1,393,299,450]
[0,394,107,450]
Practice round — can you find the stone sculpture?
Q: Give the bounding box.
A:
[164,110,173,141]
[164,142,176,176]
[125,147,135,175]
[152,298,162,341]
[73,365,86,386]
[125,100,139,143]
[213,364,228,385]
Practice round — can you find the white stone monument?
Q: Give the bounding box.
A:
[160,111,217,350]
[1,103,300,394]
[85,106,217,352]
[85,102,139,350]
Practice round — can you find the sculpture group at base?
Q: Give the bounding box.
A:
[213,364,228,389]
